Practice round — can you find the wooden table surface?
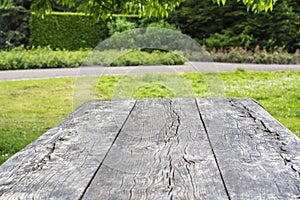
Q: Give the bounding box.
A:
[0,98,299,199]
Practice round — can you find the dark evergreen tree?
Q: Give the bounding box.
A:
[13,0,32,9]
[0,6,30,49]
[169,0,300,52]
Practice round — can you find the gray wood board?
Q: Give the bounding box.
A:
[0,100,136,199]
[1,98,299,199]
[82,98,228,199]
[196,98,300,199]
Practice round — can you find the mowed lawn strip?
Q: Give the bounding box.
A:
[0,78,75,164]
[0,70,299,164]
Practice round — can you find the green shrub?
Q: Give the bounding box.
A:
[97,27,201,53]
[12,0,32,9]
[205,30,254,51]
[29,12,108,50]
[104,17,192,53]
[0,46,88,70]
[107,17,180,36]
[0,47,187,70]
[145,19,179,31]
[209,46,300,64]
[0,46,298,71]
[111,50,186,66]
[107,17,137,36]
[83,49,186,66]
[0,7,30,49]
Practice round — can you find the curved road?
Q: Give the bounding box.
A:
[0,62,299,82]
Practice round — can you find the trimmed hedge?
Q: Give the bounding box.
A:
[0,47,88,70]
[29,12,108,50]
[0,7,30,49]
[0,47,186,70]
[83,49,187,66]
[0,46,299,70]
[210,46,300,64]
[111,50,186,66]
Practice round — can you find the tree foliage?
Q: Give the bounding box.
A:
[0,6,30,49]
[27,0,181,20]
[13,0,32,9]
[213,0,276,12]
[0,0,276,20]
[0,0,12,7]
[169,0,299,52]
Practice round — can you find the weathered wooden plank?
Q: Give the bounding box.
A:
[0,100,136,199]
[2,98,299,199]
[82,98,228,199]
[196,98,300,199]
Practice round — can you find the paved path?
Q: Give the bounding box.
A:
[0,62,299,81]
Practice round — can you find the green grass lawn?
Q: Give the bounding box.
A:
[0,70,299,164]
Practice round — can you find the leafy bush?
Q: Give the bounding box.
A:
[106,17,183,50]
[205,29,254,51]
[107,17,137,36]
[97,27,202,54]
[143,19,179,31]
[0,7,30,49]
[0,47,187,70]
[12,0,32,9]
[29,12,108,50]
[0,46,298,71]
[209,46,300,64]
[78,49,186,66]
[0,46,88,70]
[111,50,186,66]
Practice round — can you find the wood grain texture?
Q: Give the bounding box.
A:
[196,98,300,199]
[82,98,228,200]
[0,100,136,199]
[0,98,299,199]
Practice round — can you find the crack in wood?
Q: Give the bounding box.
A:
[230,99,277,135]
[165,100,180,198]
[1,98,299,199]
[233,99,300,178]
[128,177,136,200]
[195,99,231,200]
[79,100,138,200]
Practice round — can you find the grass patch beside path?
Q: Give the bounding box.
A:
[96,71,300,136]
[0,70,299,165]
[0,78,74,164]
